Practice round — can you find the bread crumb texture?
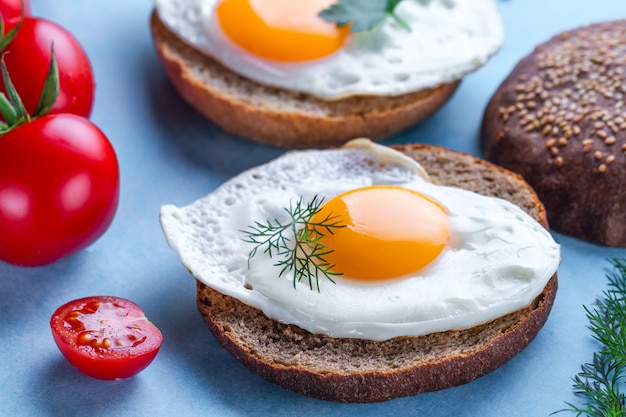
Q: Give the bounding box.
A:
[482,20,626,246]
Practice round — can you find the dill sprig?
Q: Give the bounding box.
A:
[241,195,345,292]
[556,258,626,416]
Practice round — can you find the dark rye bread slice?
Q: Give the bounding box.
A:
[150,11,460,148]
[481,20,626,247]
[196,144,558,403]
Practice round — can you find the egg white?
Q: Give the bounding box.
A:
[160,139,560,341]
[153,0,504,99]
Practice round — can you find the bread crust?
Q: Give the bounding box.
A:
[481,20,626,247]
[195,144,558,402]
[150,11,459,148]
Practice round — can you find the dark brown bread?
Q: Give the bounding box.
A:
[196,144,558,402]
[481,20,626,247]
[150,11,459,148]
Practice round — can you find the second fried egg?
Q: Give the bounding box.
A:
[154,0,504,99]
[160,139,560,341]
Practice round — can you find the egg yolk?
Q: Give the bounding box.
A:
[310,186,450,282]
[215,0,350,62]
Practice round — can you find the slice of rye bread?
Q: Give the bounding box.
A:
[149,11,460,149]
[196,144,558,403]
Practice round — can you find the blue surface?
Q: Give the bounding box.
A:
[2,1,626,416]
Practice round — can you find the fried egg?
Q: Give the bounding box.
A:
[153,0,503,99]
[160,139,560,341]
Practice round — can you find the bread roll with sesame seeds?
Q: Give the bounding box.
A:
[481,20,626,247]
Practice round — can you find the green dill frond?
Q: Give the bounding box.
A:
[555,258,626,416]
[241,195,345,292]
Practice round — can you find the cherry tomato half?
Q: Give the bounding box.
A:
[0,0,30,29]
[0,113,119,266]
[1,16,94,118]
[50,296,163,380]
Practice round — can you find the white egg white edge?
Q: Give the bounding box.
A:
[159,139,561,341]
[152,0,504,99]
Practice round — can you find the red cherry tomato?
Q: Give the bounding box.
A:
[0,113,119,266]
[1,17,95,118]
[0,0,30,29]
[50,296,163,380]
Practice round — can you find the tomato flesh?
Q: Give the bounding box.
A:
[50,296,163,380]
[0,114,119,266]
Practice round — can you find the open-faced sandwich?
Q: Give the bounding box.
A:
[159,139,560,402]
[150,0,504,148]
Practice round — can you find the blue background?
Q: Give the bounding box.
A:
[2,1,626,416]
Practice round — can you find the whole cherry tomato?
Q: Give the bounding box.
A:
[0,0,30,29]
[0,113,119,266]
[50,296,163,380]
[1,17,95,118]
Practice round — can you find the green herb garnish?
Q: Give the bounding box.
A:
[319,0,455,34]
[242,195,345,292]
[319,0,411,33]
[556,258,626,416]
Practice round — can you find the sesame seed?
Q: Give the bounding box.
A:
[500,22,626,172]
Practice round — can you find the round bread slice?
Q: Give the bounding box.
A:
[481,20,626,247]
[196,144,558,403]
[149,11,459,149]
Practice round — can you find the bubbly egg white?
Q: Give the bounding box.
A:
[160,139,560,341]
[153,0,504,99]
